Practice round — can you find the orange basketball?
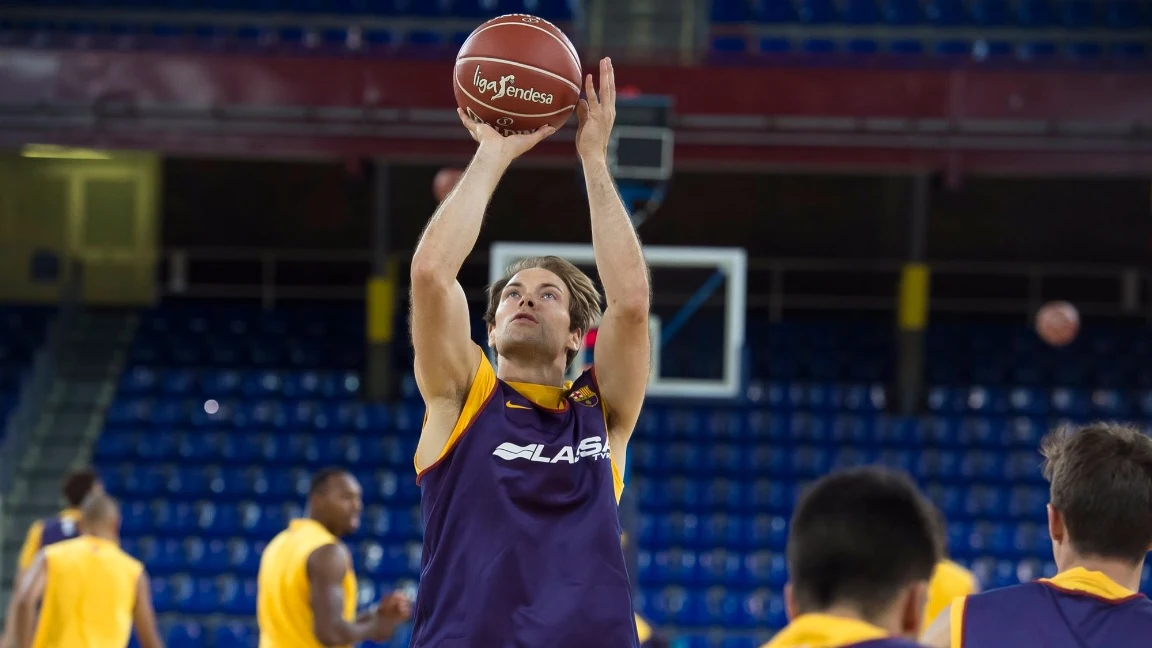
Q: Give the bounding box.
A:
[433,167,463,202]
[1036,301,1080,347]
[454,14,582,136]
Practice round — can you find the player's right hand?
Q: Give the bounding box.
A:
[457,108,556,165]
[370,591,413,641]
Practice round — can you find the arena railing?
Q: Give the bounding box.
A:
[159,247,1151,320]
[0,259,84,599]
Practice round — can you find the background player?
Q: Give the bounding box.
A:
[10,492,163,648]
[256,468,411,647]
[764,466,939,648]
[922,423,1152,647]
[408,57,651,647]
[921,507,979,634]
[1,469,103,648]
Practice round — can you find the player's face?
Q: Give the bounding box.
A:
[318,474,363,536]
[490,267,581,366]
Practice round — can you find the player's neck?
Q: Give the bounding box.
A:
[817,604,900,636]
[86,528,119,543]
[1060,555,1143,592]
[496,356,566,387]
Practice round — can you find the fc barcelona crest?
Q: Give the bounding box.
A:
[569,385,600,408]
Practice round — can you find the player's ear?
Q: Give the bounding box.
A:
[900,581,929,638]
[783,583,796,622]
[487,324,497,349]
[1047,503,1065,545]
[567,328,583,353]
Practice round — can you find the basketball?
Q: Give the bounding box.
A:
[1036,300,1080,347]
[433,167,463,202]
[454,14,582,136]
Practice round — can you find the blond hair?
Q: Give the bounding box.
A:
[485,256,603,367]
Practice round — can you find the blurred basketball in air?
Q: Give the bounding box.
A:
[433,168,463,203]
[1035,301,1079,347]
[454,14,582,135]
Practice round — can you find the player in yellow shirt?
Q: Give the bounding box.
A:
[10,492,163,648]
[920,508,979,636]
[763,467,939,648]
[1,470,102,648]
[257,468,411,648]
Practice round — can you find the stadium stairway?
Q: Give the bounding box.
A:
[0,310,136,607]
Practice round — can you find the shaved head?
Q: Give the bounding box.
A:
[79,492,120,534]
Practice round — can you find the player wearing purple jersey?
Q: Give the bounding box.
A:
[764,467,940,648]
[408,58,649,648]
[923,423,1152,648]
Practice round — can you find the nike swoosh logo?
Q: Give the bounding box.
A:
[505,401,533,410]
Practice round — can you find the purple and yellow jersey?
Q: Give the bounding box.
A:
[951,567,1152,648]
[411,346,637,648]
[762,614,927,648]
[17,509,82,571]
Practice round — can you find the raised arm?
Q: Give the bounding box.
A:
[410,109,556,469]
[577,58,652,446]
[132,571,166,648]
[306,544,408,646]
[11,552,46,648]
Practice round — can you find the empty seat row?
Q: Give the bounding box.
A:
[634,445,1045,482]
[712,34,1149,61]
[120,367,366,397]
[8,0,575,21]
[95,429,418,466]
[634,477,1046,517]
[104,397,425,430]
[711,0,1151,28]
[122,534,422,578]
[102,465,421,502]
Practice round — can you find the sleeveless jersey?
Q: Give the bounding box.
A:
[762,614,928,648]
[18,509,81,571]
[32,536,143,648]
[412,349,636,648]
[952,567,1152,648]
[921,559,978,633]
[256,519,358,648]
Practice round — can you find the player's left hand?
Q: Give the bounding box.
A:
[575,57,616,164]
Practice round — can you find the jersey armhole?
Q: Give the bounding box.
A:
[414,346,498,482]
[950,596,968,648]
[589,367,626,503]
[18,521,44,571]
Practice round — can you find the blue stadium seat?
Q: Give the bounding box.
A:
[712,0,753,23]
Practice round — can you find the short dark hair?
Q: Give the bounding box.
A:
[788,467,940,621]
[62,470,100,507]
[1041,423,1152,564]
[309,468,351,496]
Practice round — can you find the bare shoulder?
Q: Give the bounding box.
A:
[307,543,350,579]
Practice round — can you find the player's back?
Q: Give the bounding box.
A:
[763,614,927,648]
[33,536,142,648]
[257,519,356,648]
[955,567,1152,647]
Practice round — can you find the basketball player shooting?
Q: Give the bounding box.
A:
[408,57,651,647]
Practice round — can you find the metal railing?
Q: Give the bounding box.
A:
[0,260,84,601]
[161,247,1152,321]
